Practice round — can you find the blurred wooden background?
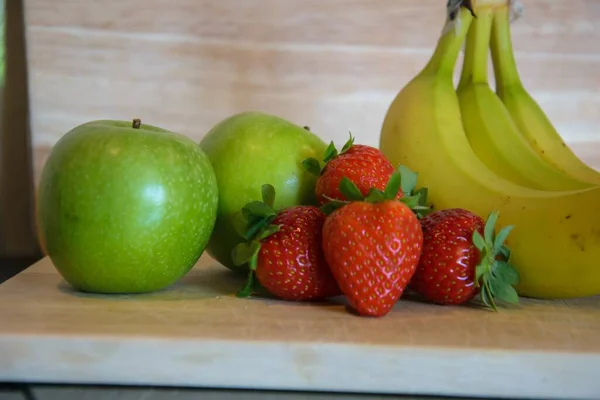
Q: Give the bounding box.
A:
[24,0,600,188]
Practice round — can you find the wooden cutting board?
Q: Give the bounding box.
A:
[1,255,599,399]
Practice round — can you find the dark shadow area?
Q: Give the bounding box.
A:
[0,255,40,283]
[0,0,43,281]
[0,382,535,400]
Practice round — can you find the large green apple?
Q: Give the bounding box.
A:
[199,111,328,273]
[37,119,219,294]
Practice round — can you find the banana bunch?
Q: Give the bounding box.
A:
[379,0,600,300]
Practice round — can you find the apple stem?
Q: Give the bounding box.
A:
[132,118,142,129]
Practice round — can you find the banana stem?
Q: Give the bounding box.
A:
[490,5,523,92]
[458,7,494,89]
[421,9,475,78]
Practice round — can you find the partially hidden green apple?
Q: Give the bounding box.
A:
[37,118,219,294]
[199,111,328,273]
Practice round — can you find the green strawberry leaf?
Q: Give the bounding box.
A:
[235,201,274,241]
[414,187,429,206]
[261,184,276,208]
[472,210,520,311]
[399,194,421,209]
[241,206,255,223]
[479,280,497,311]
[231,240,261,267]
[494,261,520,285]
[231,184,287,299]
[301,157,322,177]
[411,188,433,219]
[236,270,256,298]
[497,285,519,306]
[475,258,490,287]
[236,253,262,298]
[472,230,486,252]
[493,225,514,253]
[384,171,402,200]
[321,134,355,165]
[399,187,433,212]
[383,165,432,218]
[246,214,277,240]
[236,243,262,298]
[232,210,251,239]
[322,141,338,164]
[256,223,281,241]
[320,197,350,215]
[339,177,365,201]
[320,202,337,216]
[340,133,355,154]
[475,260,487,288]
[498,245,512,261]
[412,205,433,212]
[489,275,519,305]
[243,213,268,235]
[233,184,283,245]
[365,188,387,203]
[398,165,418,196]
[244,201,276,219]
[484,210,499,248]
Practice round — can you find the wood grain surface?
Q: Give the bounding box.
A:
[1,254,600,399]
[23,0,600,187]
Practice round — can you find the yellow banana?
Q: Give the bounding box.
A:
[456,6,593,191]
[490,4,600,186]
[379,2,600,300]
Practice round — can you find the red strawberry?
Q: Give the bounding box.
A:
[302,135,402,205]
[409,208,520,310]
[321,172,424,317]
[231,184,341,301]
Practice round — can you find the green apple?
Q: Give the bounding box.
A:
[199,111,328,273]
[37,119,219,294]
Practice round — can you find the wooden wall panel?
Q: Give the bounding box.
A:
[24,0,600,187]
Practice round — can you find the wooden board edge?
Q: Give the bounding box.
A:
[1,335,599,399]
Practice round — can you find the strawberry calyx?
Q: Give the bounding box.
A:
[472,210,520,311]
[230,183,282,298]
[320,165,432,218]
[395,165,432,218]
[301,133,355,176]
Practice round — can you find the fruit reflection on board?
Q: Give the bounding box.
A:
[35,0,600,318]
